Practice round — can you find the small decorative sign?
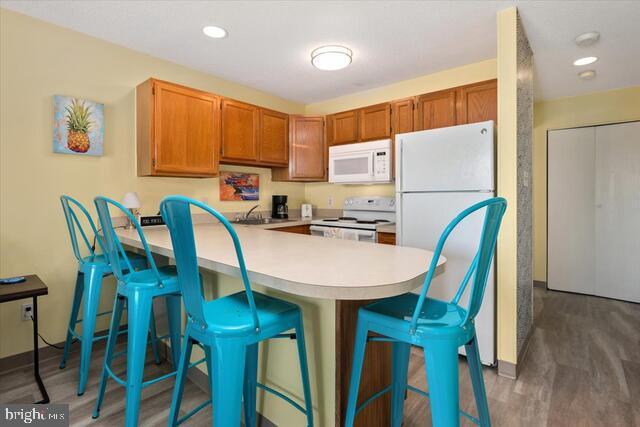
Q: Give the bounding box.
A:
[220,171,260,201]
[53,95,104,156]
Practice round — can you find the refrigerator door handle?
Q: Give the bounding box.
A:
[395,139,403,191]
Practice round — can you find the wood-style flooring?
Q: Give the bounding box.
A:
[1,288,638,426]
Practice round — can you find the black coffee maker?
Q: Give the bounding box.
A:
[272,195,288,219]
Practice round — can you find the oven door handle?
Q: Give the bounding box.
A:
[310,226,376,240]
[310,225,331,233]
[357,230,375,239]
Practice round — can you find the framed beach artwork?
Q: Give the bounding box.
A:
[53,95,104,156]
[220,171,260,201]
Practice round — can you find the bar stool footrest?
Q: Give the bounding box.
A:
[407,385,480,425]
[176,399,212,425]
[256,382,308,415]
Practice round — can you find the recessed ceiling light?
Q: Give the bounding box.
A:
[575,31,600,47]
[311,45,352,71]
[203,25,228,39]
[573,56,598,66]
[578,70,596,80]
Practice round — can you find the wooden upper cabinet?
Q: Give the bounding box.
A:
[391,98,415,136]
[137,78,220,177]
[221,99,260,163]
[416,89,457,131]
[457,79,497,125]
[272,116,326,182]
[359,103,391,141]
[259,108,288,166]
[328,110,358,145]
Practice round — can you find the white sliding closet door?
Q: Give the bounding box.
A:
[548,127,596,295]
[594,122,640,303]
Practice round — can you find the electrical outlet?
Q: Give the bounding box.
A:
[327,196,333,208]
[21,303,33,321]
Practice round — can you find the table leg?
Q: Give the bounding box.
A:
[32,296,50,404]
[335,300,391,427]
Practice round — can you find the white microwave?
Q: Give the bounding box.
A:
[328,139,392,184]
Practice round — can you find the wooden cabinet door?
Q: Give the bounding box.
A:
[359,103,391,141]
[277,116,325,181]
[221,99,259,162]
[259,108,288,165]
[270,224,311,235]
[377,232,396,245]
[457,79,497,125]
[391,98,415,136]
[152,80,220,176]
[416,89,457,130]
[272,116,326,182]
[329,110,358,145]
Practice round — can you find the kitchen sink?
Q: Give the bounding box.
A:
[233,218,293,225]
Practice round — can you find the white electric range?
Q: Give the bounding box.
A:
[310,196,395,243]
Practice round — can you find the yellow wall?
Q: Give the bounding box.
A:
[496,7,518,364]
[533,86,640,281]
[303,59,497,209]
[0,8,306,356]
[0,9,335,425]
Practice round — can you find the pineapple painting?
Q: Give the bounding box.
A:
[53,95,104,156]
[65,99,92,153]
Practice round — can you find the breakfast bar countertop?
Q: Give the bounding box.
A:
[115,222,442,300]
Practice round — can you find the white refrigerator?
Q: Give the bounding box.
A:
[395,121,496,365]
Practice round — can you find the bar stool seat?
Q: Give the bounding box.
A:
[80,251,147,270]
[198,291,298,335]
[120,265,179,290]
[363,294,473,343]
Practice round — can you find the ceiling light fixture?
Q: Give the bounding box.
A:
[578,70,596,80]
[311,45,352,71]
[202,25,228,39]
[574,31,600,47]
[573,56,598,66]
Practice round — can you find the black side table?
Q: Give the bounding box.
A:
[0,275,50,403]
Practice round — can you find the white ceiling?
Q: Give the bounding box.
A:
[2,1,639,103]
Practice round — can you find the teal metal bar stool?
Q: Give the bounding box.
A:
[59,195,161,396]
[344,197,507,427]
[91,196,186,427]
[160,196,314,427]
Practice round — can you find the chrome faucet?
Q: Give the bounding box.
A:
[244,204,262,220]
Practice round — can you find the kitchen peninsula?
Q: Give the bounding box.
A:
[115,222,444,426]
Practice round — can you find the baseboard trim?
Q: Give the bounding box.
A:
[497,323,534,380]
[533,280,547,289]
[497,359,517,379]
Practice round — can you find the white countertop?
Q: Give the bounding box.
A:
[116,223,443,300]
[377,224,396,234]
[253,218,314,229]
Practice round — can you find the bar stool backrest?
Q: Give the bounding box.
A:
[60,195,106,263]
[160,196,260,332]
[409,197,507,333]
[94,196,162,285]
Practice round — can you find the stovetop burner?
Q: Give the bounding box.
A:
[321,218,391,224]
[356,219,390,224]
